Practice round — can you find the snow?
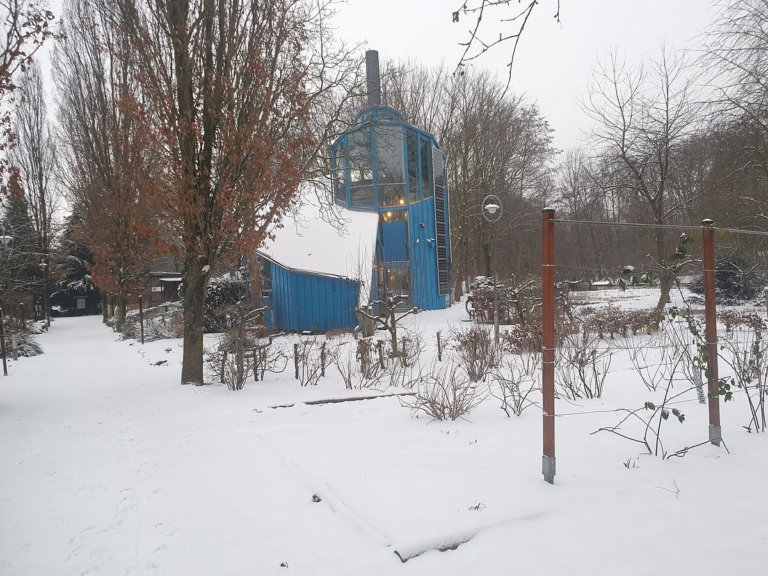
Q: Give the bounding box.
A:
[2,289,768,575]
[259,202,378,280]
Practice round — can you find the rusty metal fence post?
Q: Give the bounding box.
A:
[702,219,722,446]
[542,209,556,483]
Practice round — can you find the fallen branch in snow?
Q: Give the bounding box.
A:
[263,392,415,410]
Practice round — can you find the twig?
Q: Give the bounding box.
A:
[656,479,680,499]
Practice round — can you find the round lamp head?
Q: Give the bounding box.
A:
[481,195,503,223]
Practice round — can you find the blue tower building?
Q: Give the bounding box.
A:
[257,51,450,333]
[331,51,451,312]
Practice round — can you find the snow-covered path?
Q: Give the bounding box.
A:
[2,314,768,575]
[0,317,388,575]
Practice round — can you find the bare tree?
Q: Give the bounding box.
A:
[581,45,701,310]
[0,1,58,192]
[54,0,164,328]
[451,0,560,87]
[113,0,356,384]
[11,60,58,327]
[444,69,555,296]
[701,0,768,177]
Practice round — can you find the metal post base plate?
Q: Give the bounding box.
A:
[542,456,556,484]
[709,424,722,447]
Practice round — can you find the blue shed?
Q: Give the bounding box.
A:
[256,203,379,333]
[259,255,360,332]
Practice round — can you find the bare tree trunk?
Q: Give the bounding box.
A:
[236,308,245,387]
[102,293,108,323]
[116,294,127,331]
[656,276,675,312]
[43,275,50,328]
[181,261,207,384]
[249,257,263,311]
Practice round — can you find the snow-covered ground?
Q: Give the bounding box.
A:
[2,289,768,575]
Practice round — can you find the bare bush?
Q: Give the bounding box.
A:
[491,352,540,416]
[388,357,422,390]
[719,317,767,433]
[556,330,612,399]
[581,305,659,340]
[334,346,358,390]
[356,337,387,380]
[661,312,706,403]
[451,324,500,382]
[396,328,423,367]
[401,362,487,421]
[593,383,695,458]
[251,335,288,382]
[501,322,541,354]
[293,338,325,387]
[333,343,379,390]
[621,331,676,392]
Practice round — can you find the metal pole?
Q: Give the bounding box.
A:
[542,208,556,483]
[492,221,499,344]
[0,309,8,376]
[702,219,721,446]
[138,295,145,345]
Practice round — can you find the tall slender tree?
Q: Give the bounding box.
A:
[11,61,58,327]
[0,1,58,193]
[114,0,316,383]
[54,0,164,328]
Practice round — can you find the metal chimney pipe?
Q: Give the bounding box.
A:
[365,50,381,107]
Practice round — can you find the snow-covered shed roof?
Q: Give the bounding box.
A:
[257,201,378,281]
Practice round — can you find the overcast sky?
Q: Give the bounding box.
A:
[332,0,718,151]
[41,0,718,151]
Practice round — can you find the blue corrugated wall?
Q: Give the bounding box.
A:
[408,197,447,311]
[266,261,360,332]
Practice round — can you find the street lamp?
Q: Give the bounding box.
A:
[482,194,503,343]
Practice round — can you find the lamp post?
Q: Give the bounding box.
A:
[482,194,503,343]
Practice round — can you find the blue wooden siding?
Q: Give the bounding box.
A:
[266,261,359,332]
[381,219,408,262]
[408,197,447,311]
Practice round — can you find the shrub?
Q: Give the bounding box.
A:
[180,275,247,332]
[292,338,330,387]
[491,352,540,416]
[121,305,185,342]
[689,253,763,303]
[451,324,500,382]
[556,330,612,399]
[402,362,486,421]
[6,330,43,357]
[581,305,659,339]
